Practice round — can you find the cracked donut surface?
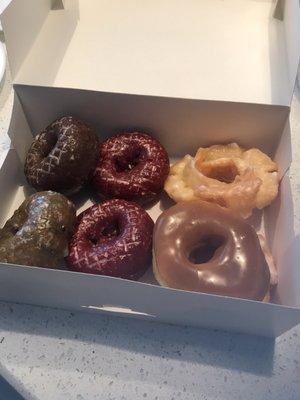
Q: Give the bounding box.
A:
[164,143,278,218]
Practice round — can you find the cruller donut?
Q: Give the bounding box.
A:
[153,201,270,301]
[164,143,279,218]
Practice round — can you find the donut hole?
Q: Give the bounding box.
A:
[188,235,225,264]
[11,225,20,236]
[114,147,143,172]
[88,219,121,245]
[101,222,120,239]
[201,160,239,183]
[42,133,59,158]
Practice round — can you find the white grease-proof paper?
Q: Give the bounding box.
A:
[2,0,300,105]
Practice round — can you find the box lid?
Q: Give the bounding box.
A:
[2,0,300,106]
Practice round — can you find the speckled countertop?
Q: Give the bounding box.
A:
[0,65,299,400]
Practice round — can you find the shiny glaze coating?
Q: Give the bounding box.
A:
[24,116,99,195]
[92,132,170,203]
[67,199,154,279]
[153,201,270,300]
[0,191,76,268]
[164,143,279,218]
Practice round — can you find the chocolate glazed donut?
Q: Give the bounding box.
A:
[92,132,170,203]
[24,116,99,195]
[153,201,270,301]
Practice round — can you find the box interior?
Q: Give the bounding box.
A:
[0,84,297,310]
[2,0,300,106]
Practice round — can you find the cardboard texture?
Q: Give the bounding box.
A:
[0,0,300,337]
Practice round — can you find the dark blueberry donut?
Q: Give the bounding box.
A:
[24,116,99,195]
[67,199,154,279]
[92,132,170,203]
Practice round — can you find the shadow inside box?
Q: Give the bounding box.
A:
[272,234,300,305]
[70,185,97,212]
[0,374,28,400]
[70,185,175,215]
[157,191,175,211]
[294,81,300,101]
[247,208,264,231]
[21,184,35,198]
[0,300,275,377]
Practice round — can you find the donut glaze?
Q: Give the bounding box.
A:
[92,132,170,203]
[153,201,270,300]
[67,199,154,279]
[0,191,76,268]
[24,116,99,195]
[164,143,278,218]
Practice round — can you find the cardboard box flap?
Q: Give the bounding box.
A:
[2,0,51,81]
[2,0,300,106]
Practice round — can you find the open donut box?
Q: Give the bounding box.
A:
[0,0,299,337]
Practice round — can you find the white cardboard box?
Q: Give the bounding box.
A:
[0,0,300,337]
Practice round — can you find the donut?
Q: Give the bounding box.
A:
[164,143,279,218]
[92,132,170,203]
[0,191,76,268]
[24,116,99,195]
[67,199,154,279]
[153,201,270,301]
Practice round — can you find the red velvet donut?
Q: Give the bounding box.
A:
[67,199,154,279]
[92,132,170,203]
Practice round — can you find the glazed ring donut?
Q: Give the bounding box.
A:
[92,132,170,203]
[153,200,270,301]
[0,191,76,269]
[164,143,278,218]
[67,199,154,279]
[24,116,99,195]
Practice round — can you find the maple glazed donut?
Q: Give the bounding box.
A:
[153,201,270,301]
[92,132,170,203]
[67,199,154,279]
[24,116,99,195]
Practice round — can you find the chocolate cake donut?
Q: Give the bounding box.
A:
[24,116,99,195]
